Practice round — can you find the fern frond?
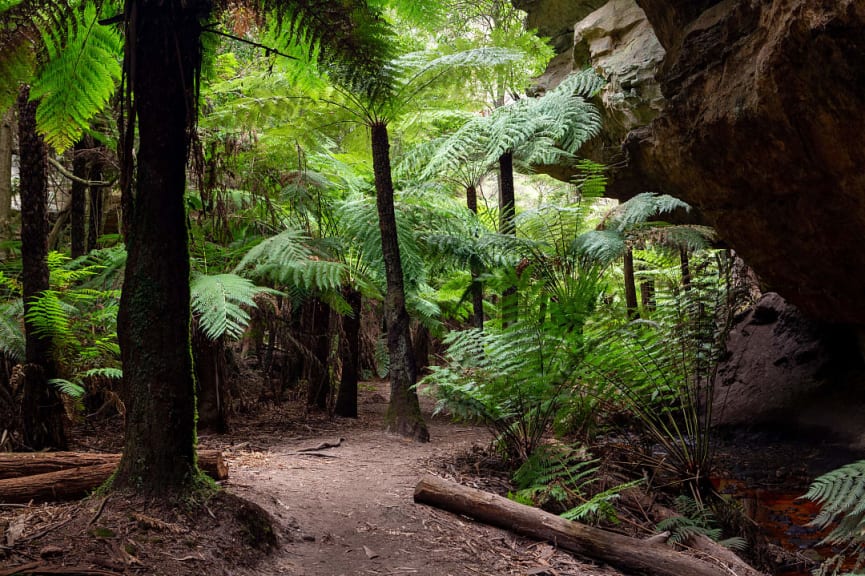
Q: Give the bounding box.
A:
[49,377,85,398]
[81,366,122,380]
[190,273,279,341]
[0,300,25,361]
[29,2,122,152]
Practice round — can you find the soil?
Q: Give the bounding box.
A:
[0,382,623,576]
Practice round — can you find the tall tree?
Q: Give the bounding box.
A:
[17,85,66,450]
[0,108,12,246]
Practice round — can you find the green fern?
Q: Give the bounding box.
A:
[26,2,122,151]
[81,367,122,380]
[656,495,747,551]
[48,377,86,398]
[190,273,279,341]
[0,300,25,361]
[24,289,73,342]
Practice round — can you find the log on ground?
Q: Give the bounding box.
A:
[413,474,760,576]
[0,451,228,503]
[0,450,227,480]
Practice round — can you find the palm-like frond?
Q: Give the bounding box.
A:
[190,273,278,341]
[0,300,25,361]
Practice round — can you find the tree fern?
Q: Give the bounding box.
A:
[656,495,748,551]
[29,2,122,151]
[805,460,865,549]
[190,273,279,341]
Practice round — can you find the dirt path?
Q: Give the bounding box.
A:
[216,385,619,576]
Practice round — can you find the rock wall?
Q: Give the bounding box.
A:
[521,0,865,325]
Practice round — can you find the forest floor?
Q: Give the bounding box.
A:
[0,382,624,576]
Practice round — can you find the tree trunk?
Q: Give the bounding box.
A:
[70,139,89,258]
[498,152,518,325]
[18,85,66,451]
[334,288,361,418]
[414,475,737,576]
[680,247,692,291]
[87,151,104,252]
[412,322,431,376]
[0,451,227,503]
[303,298,332,411]
[192,325,229,433]
[466,183,484,330]
[623,247,639,319]
[0,107,13,247]
[370,121,428,442]
[640,278,656,314]
[114,1,203,495]
[0,450,227,481]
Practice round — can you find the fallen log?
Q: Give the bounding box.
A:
[414,474,743,576]
[0,452,228,503]
[0,450,227,480]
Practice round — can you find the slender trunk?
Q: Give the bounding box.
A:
[680,248,691,291]
[193,325,229,433]
[87,154,104,252]
[303,297,332,411]
[466,184,484,330]
[370,121,428,442]
[18,86,66,451]
[623,247,639,319]
[70,139,89,258]
[0,108,13,246]
[498,152,517,325]
[114,1,202,495]
[334,288,361,418]
[640,278,656,314]
[413,322,431,376]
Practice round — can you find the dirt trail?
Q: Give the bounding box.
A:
[218,386,618,576]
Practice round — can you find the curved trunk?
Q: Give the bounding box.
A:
[18,86,66,450]
[114,1,202,495]
[334,288,362,418]
[370,121,428,442]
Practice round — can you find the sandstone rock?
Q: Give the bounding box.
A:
[627,0,865,323]
[513,0,607,52]
[713,293,865,446]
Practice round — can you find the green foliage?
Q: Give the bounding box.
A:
[509,444,640,525]
[30,2,122,151]
[578,252,732,493]
[802,460,865,576]
[190,273,279,341]
[656,496,747,551]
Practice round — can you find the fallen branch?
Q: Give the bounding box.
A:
[0,451,228,503]
[0,450,227,480]
[413,475,752,576]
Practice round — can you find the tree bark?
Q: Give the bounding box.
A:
[0,451,227,503]
[623,247,639,319]
[18,85,66,451]
[414,475,736,576]
[334,288,361,418]
[0,450,227,480]
[370,121,428,442]
[466,183,484,330]
[303,298,332,411]
[680,247,692,291]
[0,107,13,247]
[498,152,518,325]
[87,150,104,252]
[114,1,203,495]
[70,139,89,258]
[640,278,656,314]
[192,324,229,433]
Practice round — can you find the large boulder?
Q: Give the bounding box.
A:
[521,0,865,325]
[713,293,865,446]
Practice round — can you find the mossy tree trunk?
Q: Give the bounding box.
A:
[466,183,484,330]
[334,288,361,418]
[114,1,203,495]
[0,108,13,248]
[18,85,66,451]
[370,121,429,442]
